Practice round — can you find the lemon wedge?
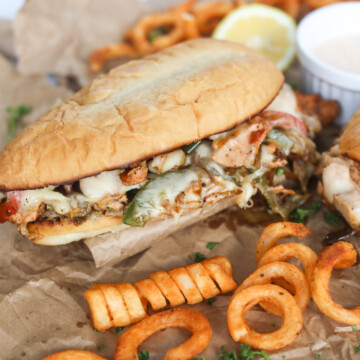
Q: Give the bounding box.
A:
[212,4,297,71]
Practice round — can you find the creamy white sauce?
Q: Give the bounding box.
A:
[312,35,360,75]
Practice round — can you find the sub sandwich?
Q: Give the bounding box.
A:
[0,39,337,245]
[320,108,360,230]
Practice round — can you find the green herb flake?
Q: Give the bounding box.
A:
[115,326,124,333]
[197,358,206,360]
[326,211,341,225]
[6,105,31,140]
[207,242,219,251]
[352,325,358,332]
[219,344,271,360]
[354,345,360,353]
[98,344,105,351]
[316,354,322,360]
[138,350,149,360]
[272,322,276,327]
[207,298,216,305]
[148,28,165,42]
[282,356,286,359]
[276,168,285,176]
[93,328,100,333]
[290,201,322,224]
[194,252,206,263]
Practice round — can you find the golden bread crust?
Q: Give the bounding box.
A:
[339,108,360,161]
[0,39,283,191]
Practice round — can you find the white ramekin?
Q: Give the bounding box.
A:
[297,2,360,125]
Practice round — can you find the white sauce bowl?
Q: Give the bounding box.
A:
[297,2,360,125]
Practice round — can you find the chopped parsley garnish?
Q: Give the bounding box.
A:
[98,344,105,351]
[219,344,271,360]
[93,328,100,333]
[138,350,150,360]
[194,252,206,262]
[325,210,341,225]
[290,201,322,224]
[271,322,276,327]
[6,105,31,140]
[352,325,358,332]
[207,298,216,305]
[115,326,124,333]
[354,345,360,353]
[276,168,285,176]
[207,242,219,250]
[148,27,166,42]
[281,356,286,359]
[197,358,206,360]
[316,354,322,360]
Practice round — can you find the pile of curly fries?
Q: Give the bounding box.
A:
[90,0,347,72]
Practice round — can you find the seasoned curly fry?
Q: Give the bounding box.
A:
[41,351,106,360]
[254,0,300,18]
[304,0,348,9]
[90,43,138,73]
[228,284,303,350]
[193,2,235,35]
[114,308,212,360]
[84,256,237,332]
[258,243,318,283]
[255,222,313,264]
[237,261,310,316]
[311,241,360,325]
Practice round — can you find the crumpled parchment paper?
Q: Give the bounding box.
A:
[1,1,360,359]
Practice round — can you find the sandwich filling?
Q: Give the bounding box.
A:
[0,85,322,239]
[320,144,360,230]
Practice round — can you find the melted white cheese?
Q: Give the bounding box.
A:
[21,187,72,215]
[80,170,141,200]
[266,83,300,118]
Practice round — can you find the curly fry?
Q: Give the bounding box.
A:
[193,2,235,35]
[305,0,348,9]
[258,243,318,283]
[228,284,303,350]
[90,43,138,73]
[85,256,237,332]
[311,241,360,325]
[41,351,106,360]
[255,0,301,18]
[114,308,212,360]
[236,262,310,316]
[255,222,313,264]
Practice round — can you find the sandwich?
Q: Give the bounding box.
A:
[319,108,360,230]
[0,39,334,246]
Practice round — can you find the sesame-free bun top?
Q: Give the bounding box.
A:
[340,108,360,161]
[0,39,283,191]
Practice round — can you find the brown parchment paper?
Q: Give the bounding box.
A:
[1,1,360,359]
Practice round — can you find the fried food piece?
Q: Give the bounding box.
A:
[90,43,138,73]
[193,1,234,35]
[227,284,303,350]
[295,91,340,126]
[258,243,318,283]
[255,222,313,264]
[114,308,212,360]
[84,256,237,332]
[254,0,300,18]
[120,165,148,186]
[236,262,310,316]
[41,350,106,360]
[304,0,348,9]
[311,241,360,325]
